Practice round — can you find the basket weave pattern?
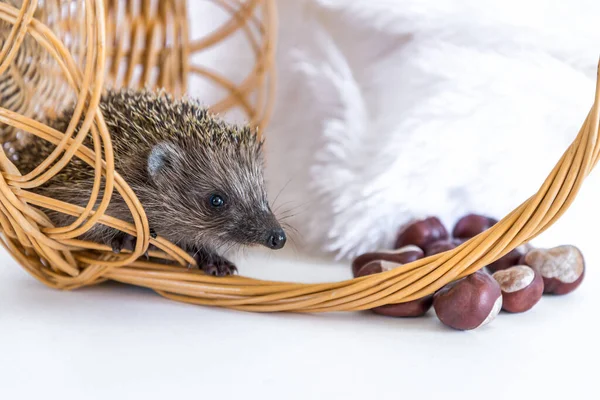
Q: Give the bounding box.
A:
[0,0,598,312]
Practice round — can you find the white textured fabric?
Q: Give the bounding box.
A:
[189,0,600,259]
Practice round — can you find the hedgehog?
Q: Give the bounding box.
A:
[10,88,286,276]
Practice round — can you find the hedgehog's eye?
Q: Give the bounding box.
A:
[210,194,225,208]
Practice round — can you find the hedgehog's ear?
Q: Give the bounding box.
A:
[147,142,181,183]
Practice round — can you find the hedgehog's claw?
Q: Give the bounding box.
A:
[202,261,237,277]
[189,249,237,276]
[111,232,153,260]
[111,232,136,253]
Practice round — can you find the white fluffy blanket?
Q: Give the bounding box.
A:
[190,0,600,259]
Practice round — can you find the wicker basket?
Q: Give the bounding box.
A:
[0,0,598,313]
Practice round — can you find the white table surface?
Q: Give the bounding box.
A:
[2,174,600,400]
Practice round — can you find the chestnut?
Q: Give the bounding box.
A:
[371,295,434,318]
[486,245,528,273]
[521,245,585,295]
[433,271,502,330]
[357,260,433,317]
[355,260,396,277]
[452,214,498,239]
[492,265,544,313]
[424,238,462,257]
[352,245,424,277]
[395,217,448,249]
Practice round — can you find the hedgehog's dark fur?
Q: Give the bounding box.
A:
[12,88,286,275]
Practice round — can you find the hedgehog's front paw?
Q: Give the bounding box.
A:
[191,251,237,276]
[111,232,136,253]
[110,231,154,260]
[202,260,238,277]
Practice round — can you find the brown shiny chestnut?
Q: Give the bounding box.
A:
[486,245,529,274]
[492,265,544,313]
[433,271,502,330]
[395,217,448,249]
[452,214,498,240]
[424,238,463,257]
[521,245,585,295]
[356,260,433,317]
[351,245,424,277]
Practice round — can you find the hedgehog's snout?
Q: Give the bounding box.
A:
[265,228,286,250]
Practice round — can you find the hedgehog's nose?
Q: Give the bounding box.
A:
[266,228,286,250]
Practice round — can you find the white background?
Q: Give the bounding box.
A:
[1,170,599,399]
